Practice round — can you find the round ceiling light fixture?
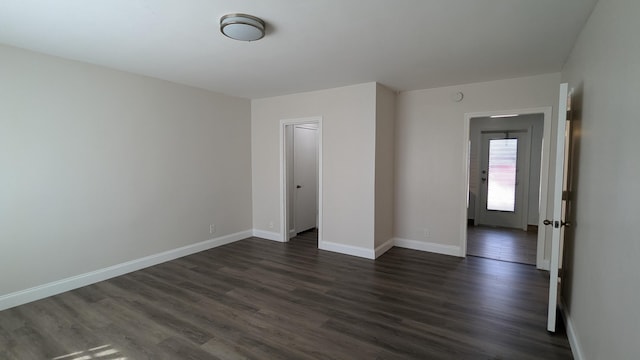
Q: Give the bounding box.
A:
[220,13,265,42]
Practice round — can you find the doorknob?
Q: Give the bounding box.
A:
[543,219,571,228]
[296,185,302,189]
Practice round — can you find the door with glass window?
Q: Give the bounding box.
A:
[477,130,531,229]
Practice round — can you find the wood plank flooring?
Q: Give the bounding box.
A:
[0,230,572,359]
[467,225,538,265]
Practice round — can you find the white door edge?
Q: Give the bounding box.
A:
[547,83,569,332]
[461,107,553,271]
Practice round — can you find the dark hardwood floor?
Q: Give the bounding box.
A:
[0,230,572,359]
[467,225,538,265]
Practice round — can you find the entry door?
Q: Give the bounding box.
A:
[547,83,571,332]
[293,125,318,233]
[477,130,531,229]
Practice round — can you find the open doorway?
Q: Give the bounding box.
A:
[462,109,552,269]
[280,117,322,246]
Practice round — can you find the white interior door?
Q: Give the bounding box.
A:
[477,130,531,229]
[547,83,570,332]
[293,125,318,233]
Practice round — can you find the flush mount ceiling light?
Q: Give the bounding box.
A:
[220,13,265,41]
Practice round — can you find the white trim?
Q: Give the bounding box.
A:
[537,107,553,271]
[561,301,584,360]
[461,113,471,257]
[0,230,252,311]
[252,229,283,242]
[394,238,462,257]
[461,107,553,271]
[547,83,569,331]
[280,116,323,244]
[374,238,395,258]
[289,229,297,238]
[539,259,550,271]
[319,241,375,260]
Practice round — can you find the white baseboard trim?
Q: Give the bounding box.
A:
[319,241,375,260]
[561,301,584,360]
[0,230,252,311]
[252,229,283,242]
[394,237,462,257]
[374,238,395,258]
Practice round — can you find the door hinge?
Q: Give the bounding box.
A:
[562,190,570,201]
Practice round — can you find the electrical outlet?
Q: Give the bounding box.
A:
[209,224,216,234]
[268,221,274,229]
[423,228,430,238]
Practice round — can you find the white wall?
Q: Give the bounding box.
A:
[560,0,640,358]
[468,114,544,226]
[394,73,560,255]
[0,45,252,297]
[374,84,396,249]
[251,83,377,250]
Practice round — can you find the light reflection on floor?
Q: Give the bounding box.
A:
[53,344,126,360]
[462,255,547,333]
[467,225,537,265]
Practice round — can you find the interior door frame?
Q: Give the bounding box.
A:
[280,116,323,243]
[461,107,553,270]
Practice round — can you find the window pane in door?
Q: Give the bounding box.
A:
[487,138,517,212]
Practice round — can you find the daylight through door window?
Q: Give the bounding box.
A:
[487,139,518,212]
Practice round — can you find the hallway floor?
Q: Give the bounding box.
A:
[467,225,538,265]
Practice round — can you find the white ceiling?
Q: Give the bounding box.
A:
[0,0,598,99]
